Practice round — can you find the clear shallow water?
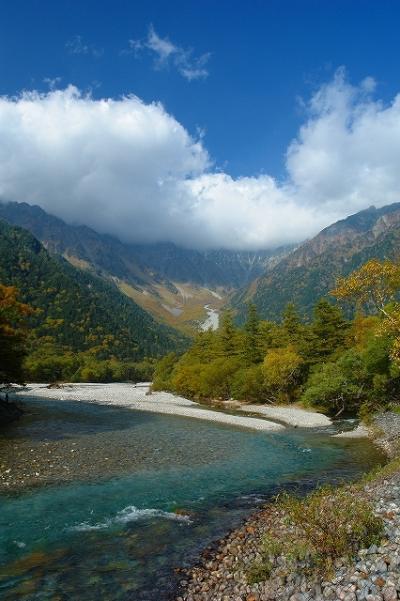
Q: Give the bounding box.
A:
[0,398,385,600]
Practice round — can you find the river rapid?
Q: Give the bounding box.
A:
[0,397,385,600]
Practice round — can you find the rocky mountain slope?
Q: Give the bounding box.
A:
[233,203,400,321]
[0,202,290,332]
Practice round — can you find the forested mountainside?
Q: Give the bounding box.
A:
[232,203,400,322]
[0,219,187,361]
[0,201,291,332]
[0,202,288,287]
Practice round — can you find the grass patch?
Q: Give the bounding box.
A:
[282,487,382,561]
[247,485,383,583]
[247,560,274,584]
[359,455,400,485]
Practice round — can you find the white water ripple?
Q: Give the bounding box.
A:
[69,505,192,532]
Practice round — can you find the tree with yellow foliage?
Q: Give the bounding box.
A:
[331,259,400,366]
[262,345,303,403]
[333,259,400,316]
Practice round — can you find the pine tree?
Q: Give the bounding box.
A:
[218,310,238,357]
[242,303,263,364]
[309,299,348,361]
[191,329,217,361]
[282,303,303,344]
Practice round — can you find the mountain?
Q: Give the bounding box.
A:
[233,203,400,322]
[0,201,291,332]
[0,219,187,360]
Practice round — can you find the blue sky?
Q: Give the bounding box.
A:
[1,1,400,249]
[1,0,399,178]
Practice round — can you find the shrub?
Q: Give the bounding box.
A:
[231,364,265,402]
[152,353,178,391]
[247,486,383,583]
[282,487,383,565]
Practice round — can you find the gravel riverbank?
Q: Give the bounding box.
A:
[176,413,400,601]
[14,383,286,432]
[238,404,332,428]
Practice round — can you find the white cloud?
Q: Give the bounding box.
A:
[127,25,210,81]
[66,35,103,58]
[286,68,400,216]
[1,71,400,250]
[0,86,210,246]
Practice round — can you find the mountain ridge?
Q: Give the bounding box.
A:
[0,201,292,332]
[232,203,400,322]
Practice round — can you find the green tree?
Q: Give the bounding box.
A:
[308,299,348,362]
[0,285,31,384]
[190,330,218,362]
[242,303,263,364]
[200,357,241,399]
[153,352,178,391]
[231,364,266,402]
[282,303,303,345]
[302,349,367,415]
[217,310,239,357]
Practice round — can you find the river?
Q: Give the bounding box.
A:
[0,397,385,600]
[200,305,219,331]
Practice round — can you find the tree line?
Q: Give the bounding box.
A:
[153,259,400,417]
[2,257,400,415]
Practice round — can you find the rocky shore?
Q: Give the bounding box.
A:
[176,413,400,601]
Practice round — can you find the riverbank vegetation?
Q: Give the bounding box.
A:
[2,256,400,403]
[248,486,383,583]
[154,259,400,417]
[246,449,400,589]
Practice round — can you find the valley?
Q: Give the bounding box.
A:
[116,279,224,334]
[0,201,286,334]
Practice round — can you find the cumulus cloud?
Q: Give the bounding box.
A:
[287,68,400,215]
[1,70,400,249]
[126,25,210,81]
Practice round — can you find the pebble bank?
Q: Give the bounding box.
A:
[176,413,400,601]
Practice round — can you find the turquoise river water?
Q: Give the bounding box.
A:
[0,398,385,600]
